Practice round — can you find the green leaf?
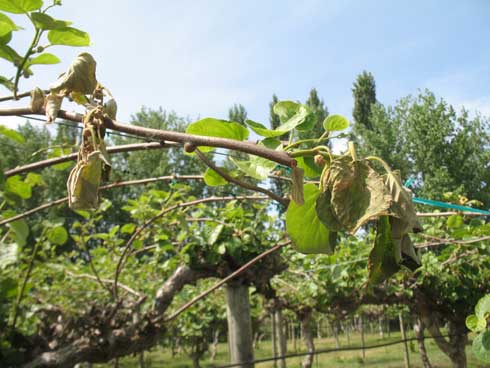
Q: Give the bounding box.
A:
[273,101,300,121]
[8,218,29,246]
[0,75,14,91]
[295,156,322,178]
[0,242,18,268]
[47,147,73,170]
[447,215,464,229]
[276,105,310,132]
[368,216,401,285]
[208,224,224,246]
[46,226,68,245]
[0,124,24,143]
[0,276,17,299]
[121,223,136,234]
[472,331,490,363]
[29,52,60,65]
[25,172,45,187]
[0,0,43,14]
[0,12,19,37]
[48,27,90,46]
[323,114,349,132]
[286,183,337,254]
[466,314,486,332]
[476,294,490,320]
[230,138,281,180]
[185,118,249,152]
[245,119,288,138]
[203,168,228,186]
[0,43,22,66]
[5,175,31,199]
[31,12,71,30]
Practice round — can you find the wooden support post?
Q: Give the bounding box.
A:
[225,284,254,368]
[275,310,287,368]
[399,312,411,368]
[360,315,366,362]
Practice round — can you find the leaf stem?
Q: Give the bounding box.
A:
[13,27,43,98]
[11,238,41,331]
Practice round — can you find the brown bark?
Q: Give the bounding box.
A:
[298,308,314,368]
[23,266,206,368]
[413,317,432,368]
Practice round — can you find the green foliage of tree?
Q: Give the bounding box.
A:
[228,103,248,126]
[352,71,376,131]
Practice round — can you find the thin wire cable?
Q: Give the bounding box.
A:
[216,334,465,368]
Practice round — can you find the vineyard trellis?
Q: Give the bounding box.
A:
[0,2,489,368]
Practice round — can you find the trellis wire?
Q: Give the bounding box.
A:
[216,334,463,368]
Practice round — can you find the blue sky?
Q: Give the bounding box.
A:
[2,0,490,132]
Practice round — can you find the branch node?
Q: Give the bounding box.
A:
[184,142,197,153]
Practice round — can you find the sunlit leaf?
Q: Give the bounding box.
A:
[466,314,486,332]
[0,12,20,37]
[286,183,336,254]
[5,175,31,198]
[48,27,90,46]
[476,294,490,320]
[472,331,490,363]
[208,224,224,246]
[0,242,18,269]
[0,124,24,143]
[29,52,60,65]
[0,0,43,14]
[185,118,249,152]
[121,223,136,234]
[245,119,288,138]
[31,12,71,30]
[323,114,349,132]
[7,218,28,246]
[203,168,228,186]
[46,226,68,245]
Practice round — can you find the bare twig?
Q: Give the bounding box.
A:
[158,240,291,323]
[112,195,269,299]
[5,142,178,178]
[186,217,228,226]
[79,228,113,296]
[441,249,479,267]
[415,235,490,248]
[0,175,203,226]
[195,148,289,206]
[65,270,143,298]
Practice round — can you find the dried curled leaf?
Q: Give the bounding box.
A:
[67,151,102,210]
[103,98,117,120]
[50,52,97,96]
[44,93,63,123]
[67,107,111,210]
[317,155,392,233]
[290,166,304,205]
[30,87,45,112]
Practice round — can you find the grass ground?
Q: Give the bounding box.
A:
[98,331,487,368]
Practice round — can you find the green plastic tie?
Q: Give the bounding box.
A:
[412,197,490,215]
